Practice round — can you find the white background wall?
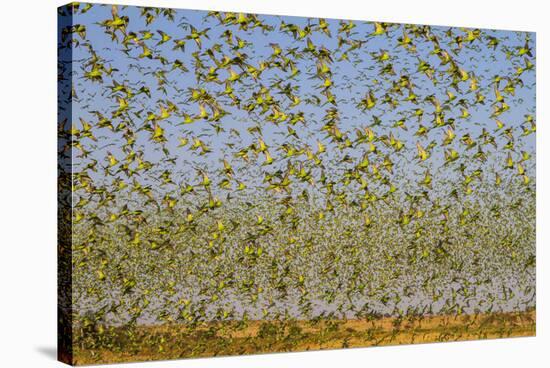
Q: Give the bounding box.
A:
[0,0,547,366]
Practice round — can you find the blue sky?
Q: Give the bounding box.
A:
[61,3,536,199]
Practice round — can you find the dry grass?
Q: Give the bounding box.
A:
[72,309,535,365]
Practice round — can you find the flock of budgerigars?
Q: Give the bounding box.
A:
[58,2,535,357]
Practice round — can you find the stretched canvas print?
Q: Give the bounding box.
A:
[58,2,536,365]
